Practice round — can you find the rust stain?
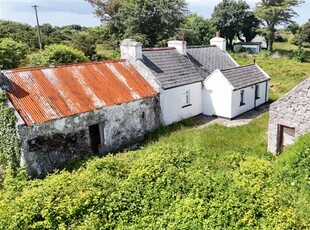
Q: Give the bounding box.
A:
[2,60,157,125]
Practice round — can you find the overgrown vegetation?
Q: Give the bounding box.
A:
[0,113,309,228]
[0,93,20,173]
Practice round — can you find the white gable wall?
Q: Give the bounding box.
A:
[203,71,233,118]
[161,82,202,125]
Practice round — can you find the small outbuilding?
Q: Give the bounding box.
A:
[268,78,310,154]
[203,64,270,118]
[233,42,262,54]
[0,60,160,175]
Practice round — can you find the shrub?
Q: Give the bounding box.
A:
[0,38,28,69]
[30,44,88,66]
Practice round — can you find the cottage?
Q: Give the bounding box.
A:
[121,39,204,125]
[0,60,160,175]
[268,78,310,154]
[186,37,270,119]
[122,33,270,123]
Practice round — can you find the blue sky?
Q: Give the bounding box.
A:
[0,0,309,27]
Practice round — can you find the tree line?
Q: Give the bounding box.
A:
[0,0,308,70]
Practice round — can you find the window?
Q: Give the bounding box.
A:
[182,90,191,108]
[185,90,190,104]
[240,89,245,106]
[255,84,260,99]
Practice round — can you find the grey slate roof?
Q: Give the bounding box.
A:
[186,45,238,76]
[220,64,270,90]
[142,48,204,89]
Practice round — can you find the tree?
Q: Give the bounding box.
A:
[0,38,28,69]
[0,20,37,49]
[300,20,310,43]
[86,0,188,46]
[212,0,258,48]
[30,44,88,66]
[255,0,304,51]
[71,31,97,59]
[182,14,216,45]
[241,13,260,42]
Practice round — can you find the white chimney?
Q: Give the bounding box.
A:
[210,32,226,51]
[120,39,143,60]
[168,40,187,55]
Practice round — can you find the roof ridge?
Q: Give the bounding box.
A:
[187,45,217,49]
[142,47,176,51]
[3,60,125,73]
[220,63,255,71]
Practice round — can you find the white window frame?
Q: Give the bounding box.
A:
[240,89,245,106]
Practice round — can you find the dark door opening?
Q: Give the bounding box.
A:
[89,124,101,154]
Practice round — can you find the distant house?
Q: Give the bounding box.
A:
[0,61,160,175]
[268,78,310,154]
[233,42,262,54]
[122,32,270,122]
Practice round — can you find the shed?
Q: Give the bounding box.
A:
[0,60,160,175]
[268,78,310,154]
[233,42,262,54]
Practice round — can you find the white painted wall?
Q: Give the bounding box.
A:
[203,70,269,119]
[202,70,233,118]
[160,82,202,125]
[231,87,255,118]
[231,81,269,118]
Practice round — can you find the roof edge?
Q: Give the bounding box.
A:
[3,60,127,73]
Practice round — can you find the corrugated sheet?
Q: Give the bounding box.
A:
[1,60,157,125]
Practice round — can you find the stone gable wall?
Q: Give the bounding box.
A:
[268,79,310,154]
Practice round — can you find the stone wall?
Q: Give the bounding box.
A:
[18,96,161,176]
[268,78,310,154]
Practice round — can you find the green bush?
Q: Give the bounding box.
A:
[30,44,88,66]
[0,38,28,69]
[0,93,20,172]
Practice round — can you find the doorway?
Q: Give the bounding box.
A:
[279,125,295,153]
[89,124,102,154]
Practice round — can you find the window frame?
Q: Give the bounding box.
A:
[240,89,245,106]
[255,84,260,99]
[182,90,192,108]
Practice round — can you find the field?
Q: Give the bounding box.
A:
[0,42,309,229]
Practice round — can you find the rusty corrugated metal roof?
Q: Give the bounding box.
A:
[1,60,157,125]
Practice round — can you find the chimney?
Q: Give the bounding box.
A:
[168,40,187,55]
[120,39,143,60]
[210,31,226,51]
